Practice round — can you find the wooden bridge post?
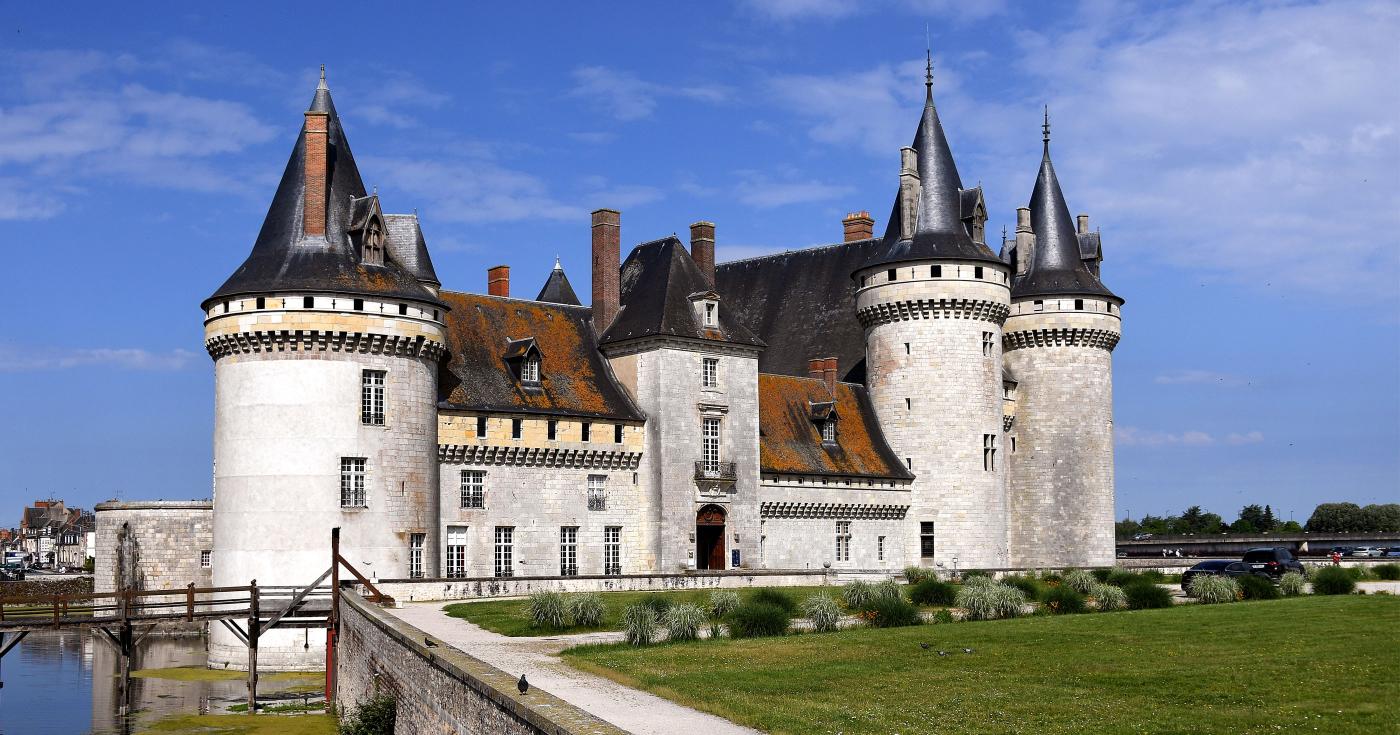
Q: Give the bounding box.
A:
[328,527,340,707]
[247,580,259,713]
[186,582,195,622]
[117,589,133,716]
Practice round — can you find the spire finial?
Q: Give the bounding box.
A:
[318,64,328,91]
[554,254,562,270]
[1042,105,1051,146]
[924,28,934,96]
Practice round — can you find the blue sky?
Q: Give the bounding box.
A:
[1,0,1396,524]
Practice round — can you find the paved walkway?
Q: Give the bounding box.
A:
[389,602,759,735]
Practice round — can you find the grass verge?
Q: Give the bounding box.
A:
[131,666,323,684]
[563,595,1399,735]
[136,712,335,735]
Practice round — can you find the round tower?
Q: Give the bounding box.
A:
[202,72,447,670]
[1003,114,1123,568]
[855,68,1012,570]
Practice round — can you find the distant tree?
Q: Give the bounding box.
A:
[1115,518,1142,540]
[1228,519,1258,534]
[1137,515,1172,535]
[1361,504,1400,533]
[1170,506,1222,535]
[1236,504,1270,533]
[1279,520,1303,533]
[1262,505,1278,531]
[1305,503,1365,533]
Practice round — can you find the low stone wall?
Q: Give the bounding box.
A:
[93,501,213,595]
[335,591,625,735]
[370,569,877,602]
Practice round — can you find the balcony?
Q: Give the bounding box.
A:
[694,461,737,482]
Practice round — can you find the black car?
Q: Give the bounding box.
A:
[1241,547,1304,579]
[1181,560,1269,591]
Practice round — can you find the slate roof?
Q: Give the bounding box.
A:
[437,290,645,421]
[204,77,442,310]
[715,240,880,382]
[383,213,441,287]
[535,260,581,306]
[1011,140,1120,301]
[758,374,913,480]
[600,236,764,349]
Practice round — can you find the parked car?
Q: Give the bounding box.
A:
[0,562,25,582]
[1241,547,1305,579]
[1385,548,1400,558]
[1181,560,1268,591]
[1132,533,1154,541]
[1351,546,1384,558]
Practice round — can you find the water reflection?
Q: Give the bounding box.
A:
[0,630,316,735]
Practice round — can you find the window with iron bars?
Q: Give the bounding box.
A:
[604,526,622,575]
[408,533,425,579]
[835,521,851,562]
[587,475,607,511]
[560,526,578,576]
[340,458,367,507]
[493,527,514,578]
[460,470,485,509]
[446,526,467,579]
[361,370,386,425]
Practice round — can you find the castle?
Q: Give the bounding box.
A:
[199,68,1121,668]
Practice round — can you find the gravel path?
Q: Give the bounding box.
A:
[389,602,760,735]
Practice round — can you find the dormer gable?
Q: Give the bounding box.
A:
[502,337,542,389]
[348,194,385,266]
[689,289,721,330]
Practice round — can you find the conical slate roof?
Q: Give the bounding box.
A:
[383,213,441,287]
[535,259,581,305]
[1012,129,1119,301]
[865,74,1002,270]
[204,74,442,309]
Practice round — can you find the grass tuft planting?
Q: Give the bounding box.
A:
[1189,574,1240,604]
[727,601,791,638]
[858,595,922,628]
[1279,572,1307,597]
[1312,566,1357,595]
[1123,581,1172,610]
[1062,569,1097,594]
[1373,563,1400,581]
[956,579,1025,620]
[1041,585,1087,614]
[1003,574,1044,601]
[1237,574,1281,601]
[842,580,875,609]
[569,593,605,628]
[1090,583,1128,611]
[664,603,706,642]
[526,590,569,630]
[748,587,797,613]
[909,579,957,606]
[903,566,935,584]
[801,593,841,633]
[623,604,660,646]
[708,589,740,618]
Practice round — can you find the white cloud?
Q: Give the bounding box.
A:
[1154,370,1246,386]
[1116,426,1264,448]
[0,177,65,220]
[734,170,854,208]
[571,66,730,122]
[739,0,1004,23]
[739,0,862,21]
[0,346,197,372]
[568,131,617,145]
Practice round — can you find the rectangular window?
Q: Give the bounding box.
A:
[1011,436,1017,453]
[587,474,607,511]
[974,266,984,279]
[446,526,467,578]
[820,418,836,442]
[704,302,717,326]
[1075,298,1085,311]
[1034,300,1044,312]
[904,343,910,355]
[560,526,578,576]
[200,550,212,568]
[983,434,998,471]
[614,424,624,443]
[702,417,721,471]
[493,527,514,578]
[931,265,942,277]
[361,370,386,426]
[521,357,540,383]
[548,420,558,440]
[408,533,425,579]
[702,357,719,388]
[476,416,488,438]
[604,526,622,575]
[920,522,936,558]
[878,536,885,561]
[340,458,367,507]
[581,422,592,442]
[460,470,485,509]
[836,521,851,562]
[982,331,994,357]
[255,296,266,310]
[398,303,408,316]
[512,418,523,440]
[303,296,314,309]
[887,268,897,281]
[353,298,364,311]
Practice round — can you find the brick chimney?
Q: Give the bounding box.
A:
[488,265,510,297]
[842,211,874,242]
[302,110,330,238]
[1077,214,1090,234]
[822,357,838,394]
[591,209,620,333]
[808,358,825,381]
[690,221,715,285]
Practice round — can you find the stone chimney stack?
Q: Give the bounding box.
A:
[302,110,329,238]
[842,211,874,242]
[822,357,838,394]
[1077,214,1090,234]
[1015,206,1035,277]
[488,265,510,297]
[690,221,715,285]
[591,209,621,333]
[899,146,920,241]
[808,358,825,382]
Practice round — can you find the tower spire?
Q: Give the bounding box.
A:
[925,31,934,101]
[1042,105,1051,158]
[318,64,328,91]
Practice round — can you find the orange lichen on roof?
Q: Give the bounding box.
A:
[758,373,912,479]
[437,290,644,420]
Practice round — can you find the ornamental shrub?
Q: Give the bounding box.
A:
[932,608,956,624]
[956,580,1026,621]
[801,593,841,633]
[903,566,935,584]
[637,593,672,617]
[909,579,957,606]
[1373,563,1400,581]
[1091,583,1128,611]
[339,692,396,735]
[1090,568,1113,583]
[622,604,659,646]
[1003,574,1044,601]
[1123,581,1173,610]
[708,589,740,618]
[749,588,797,613]
[526,590,569,630]
[663,603,706,642]
[961,570,992,581]
[1344,566,1371,581]
[1041,585,1087,614]
[727,602,791,638]
[871,579,905,603]
[1237,574,1281,601]
[568,593,605,627]
[1104,567,1140,588]
[842,580,875,609]
[1063,569,1098,594]
[961,574,999,590]
[1279,572,1306,596]
[1311,566,1356,595]
[1189,575,1240,604]
[860,595,922,628]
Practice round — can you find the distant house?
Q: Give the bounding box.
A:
[20,500,93,568]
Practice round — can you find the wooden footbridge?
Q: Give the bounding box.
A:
[0,528,386,713]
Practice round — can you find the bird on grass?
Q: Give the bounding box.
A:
[937,650,949,657]
[424,637,438,648]
[919,642,931,651]
[518,674,529,694]
[962,648,974,654]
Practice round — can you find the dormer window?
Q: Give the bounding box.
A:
[704,301,717,326]
[690,290,721,330]
[521,355,540,384]
[809,400,838,445]
[503,338,542,388]
[349,195,385,266]
[820,417,837,443]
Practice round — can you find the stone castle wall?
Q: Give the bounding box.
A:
[93,501,213,595]
[758,479,911,571]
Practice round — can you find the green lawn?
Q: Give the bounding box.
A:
[444,585,835,636]
[563,595,1400,735]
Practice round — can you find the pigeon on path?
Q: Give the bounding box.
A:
[518,674,529,694]
[424,637,438,648]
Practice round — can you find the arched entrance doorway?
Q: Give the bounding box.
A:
[696,504,726,570]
